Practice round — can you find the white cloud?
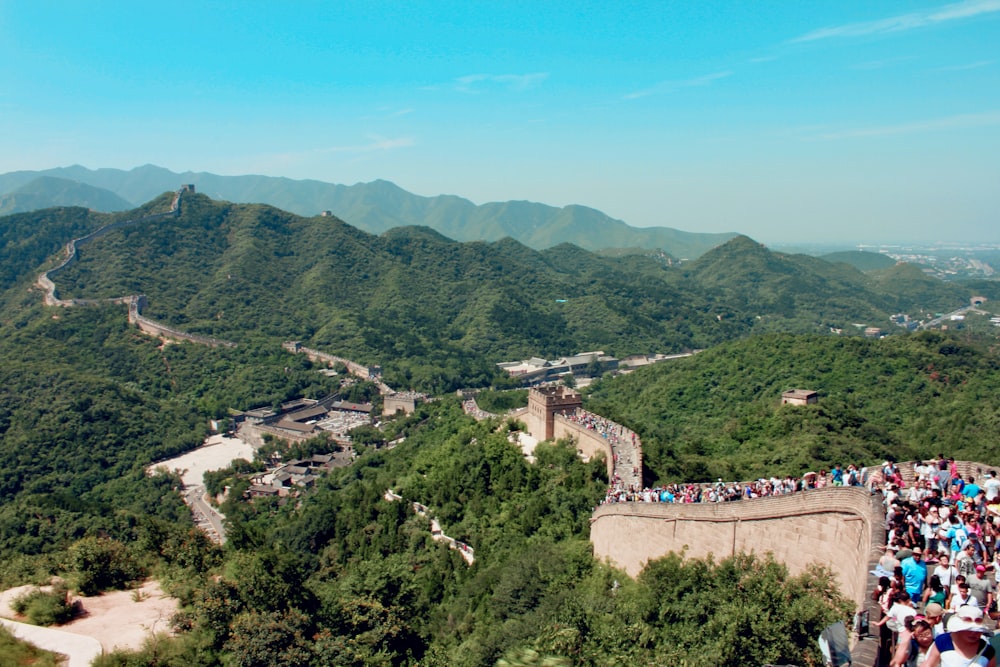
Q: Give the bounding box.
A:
[315,136,415,153]
[933,59,996,71]
[805,111,1000,140]
[850,56,918,70]
[454,72,548,93]
[624,71,732,100]
[790,0,1000,42]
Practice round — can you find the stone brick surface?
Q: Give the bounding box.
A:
[591,487,882,610]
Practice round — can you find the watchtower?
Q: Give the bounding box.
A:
[781,389,818,406]
[527,386,583,441]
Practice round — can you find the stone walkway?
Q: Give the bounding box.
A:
[384,490,475,565]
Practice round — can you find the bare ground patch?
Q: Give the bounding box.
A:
[1,580,178,653]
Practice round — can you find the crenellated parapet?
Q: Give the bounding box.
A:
[591,487,883,610]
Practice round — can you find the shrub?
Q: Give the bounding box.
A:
[68,536,146,596]
[11,584,75,626]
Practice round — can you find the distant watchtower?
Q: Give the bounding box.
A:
[181,184,196,193]
[781,389,818,406]
[527,386,583,441]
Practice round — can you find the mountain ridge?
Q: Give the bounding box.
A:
[0,175,133,216]
[0,165,736,257]
[10,191,975,393]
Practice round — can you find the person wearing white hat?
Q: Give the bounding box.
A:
[920,605,995,666]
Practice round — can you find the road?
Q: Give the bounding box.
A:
[184,485,227,544]
[917,305,986,330]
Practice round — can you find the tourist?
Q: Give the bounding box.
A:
[924,602,946,638]
[902,547,928,604]
[919,605,994,667]
[889,617,935,666]
[876,591,917,636]
[950,581,978,611]
[880,546,901,574]
[922,574,947,610]
[965,565,994,613]
[957,542,979,579]
[984,471,1000,504]
[932,554,958,608]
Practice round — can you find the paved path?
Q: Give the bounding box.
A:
[1,618,102,667]
[185,485,227,544]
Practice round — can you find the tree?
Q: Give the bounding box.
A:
[68,536,144,596]
[223,609,313,667]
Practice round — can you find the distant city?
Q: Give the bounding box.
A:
[857,243,1000,280]
[772,241,1000,281]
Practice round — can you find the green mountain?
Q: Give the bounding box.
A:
[13,193,979,394]
[586,331,1000,484]
[1,192,996,666]
[0,165,736,257]
[820,249,897,272]
[867,261,970,314]
[0,176,133,215]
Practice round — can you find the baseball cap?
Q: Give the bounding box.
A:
[948,605,988,634]
[924,602,944,617]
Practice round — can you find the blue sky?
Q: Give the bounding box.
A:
[1,1,998,244]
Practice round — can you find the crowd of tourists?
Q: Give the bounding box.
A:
[871,457,1000,666]
[461,397,494,421]
[576,404,1000,666]
[563,408,642,492]
[599,461,870,505]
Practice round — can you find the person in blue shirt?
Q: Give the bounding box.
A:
[901,547,928,604]
[964,476,982,502]
[831,464,844,486]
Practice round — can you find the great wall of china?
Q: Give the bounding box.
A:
[520,385,1000,661]
[34,189,994,660]
[34,187,236,349]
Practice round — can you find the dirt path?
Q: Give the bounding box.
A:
[1,579,178,655]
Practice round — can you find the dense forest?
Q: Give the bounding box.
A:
[14,192,981,393]
[586,331,1000,484]
[1,194,999,664]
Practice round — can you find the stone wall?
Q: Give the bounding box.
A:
[283,343,378,382]
[552,417,616,480]
[35,190,236,348]
[591,487,883,611]
[129,296,236,348]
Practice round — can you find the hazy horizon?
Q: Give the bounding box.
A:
[1,2,998,245]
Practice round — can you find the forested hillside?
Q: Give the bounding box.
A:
[0,176,132,216]
[586,331,1000,484]
[0,193,996,665]
[20,193,978,392]
[0,165,736,257]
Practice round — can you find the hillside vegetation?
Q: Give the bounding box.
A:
[820,250,896,272]
[27,193,978,392]
[0,176,132,216]
[0,192,996,665]
[586,331,1000,483]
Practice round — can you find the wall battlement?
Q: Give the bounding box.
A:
[591,487,883,612]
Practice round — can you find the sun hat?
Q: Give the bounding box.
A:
[947,605,988,634]
[924,602,944,617]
